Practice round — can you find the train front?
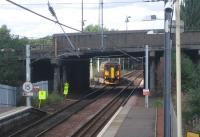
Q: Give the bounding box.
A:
[104,63,120,84]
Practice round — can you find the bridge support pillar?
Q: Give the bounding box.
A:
[62,66,67,83]
[51,59,60,93]
[150,51,156,94]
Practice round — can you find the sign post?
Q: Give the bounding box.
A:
[144,45,149,108]
[143,89,150,96]
[25,45,31,106]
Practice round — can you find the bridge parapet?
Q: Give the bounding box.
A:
[31,31,200,58]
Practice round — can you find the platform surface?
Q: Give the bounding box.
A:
[0,106,31,120]
[0,105,15,114]
[98,96,156,137]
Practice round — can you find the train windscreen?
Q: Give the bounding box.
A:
[105,65,110,71]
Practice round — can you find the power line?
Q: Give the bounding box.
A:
[48,1,79,57]
[1,1,162,6]
[5,0,82,32]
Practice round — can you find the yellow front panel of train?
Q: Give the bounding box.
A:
[111,67,114,78]
[105,71,109,76]
[187,132,199,137]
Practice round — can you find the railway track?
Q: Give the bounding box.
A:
[70,71,143,137]
[9,70,142,137]
[9,85,116,137]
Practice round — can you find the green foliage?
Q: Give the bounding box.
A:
[172,53,200,123]
[84,24,117,32]
[173,53,200,124]
[0,25,53,86]
[187,88,200,115]
[181,54,199,91]
[46,93,64,104]
[0,25,28,86]
[153,98,163,108]
[181,0,200,30]
[172,53,199,92]
[28,36,53,46]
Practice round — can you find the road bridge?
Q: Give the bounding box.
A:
[31,30,200,93]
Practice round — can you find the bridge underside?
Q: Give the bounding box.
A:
[32,58,89,93]
[31,31,200,94]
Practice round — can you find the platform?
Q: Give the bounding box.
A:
[0,106,32,120]
[0,105,15,114]
[98,96,156,137]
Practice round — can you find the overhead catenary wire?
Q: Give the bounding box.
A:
[48,1,75,50]
[5,0,82,32]
[1,1,160,6]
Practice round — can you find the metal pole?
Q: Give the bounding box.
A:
[101,0,104,49]
[81,0,83,32]
[26,45,31,106]
[122,58,124,71]
[145,45,149,108]
[90,58,93,80]
[97,58,100,72]
[126,22,128,31]
[176,0,182,136]
[164,1,173,137]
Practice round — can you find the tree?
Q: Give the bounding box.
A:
[181,0,200,30]
[0,25,27,86]
[29,35,53,46]
[83,24,116,32]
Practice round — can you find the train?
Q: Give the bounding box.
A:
[99,61,121,84]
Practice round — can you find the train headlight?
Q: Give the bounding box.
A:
[105,71,109,76]
[116,71,119,76]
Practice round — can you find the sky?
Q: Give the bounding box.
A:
[0,0,165,38]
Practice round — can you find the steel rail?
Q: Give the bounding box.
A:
[9,87,109,137]
[71,71,143,137]
[36,72,138,136]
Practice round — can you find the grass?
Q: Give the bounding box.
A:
[153,98,163,108]
[32,92,64,108]
[46,93,64,105]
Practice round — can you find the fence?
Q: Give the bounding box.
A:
[0,81,48,106]
[32,81,48,98]
[0,84,17,106]
[170,101,177,137]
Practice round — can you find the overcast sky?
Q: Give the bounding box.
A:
[0,0,165,38]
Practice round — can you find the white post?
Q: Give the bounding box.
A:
[145,45,149,108]
[90,58,93,80]
[26,45,31,106]
[176,0,182,136]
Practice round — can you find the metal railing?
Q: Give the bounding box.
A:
[0,84,17,106]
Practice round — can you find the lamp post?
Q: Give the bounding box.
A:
[164,1,173,137]
[125,16,131,31]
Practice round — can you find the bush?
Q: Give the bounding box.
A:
[46,93,64,105]
[187,88,200,115]
[153,98,163,108]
